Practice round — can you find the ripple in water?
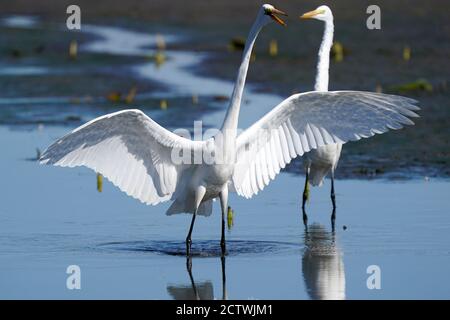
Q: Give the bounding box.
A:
[97,240,301,257]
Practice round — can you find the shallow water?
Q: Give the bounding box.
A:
[0,18,449,299]
[1,126,450,299]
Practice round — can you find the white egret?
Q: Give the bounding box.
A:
[300,6,340,214]
[40,4,419,256]
[40,4,287,256]
[299,6,392,221]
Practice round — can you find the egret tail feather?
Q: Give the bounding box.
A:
[166,199,213,217]
[309,165,330,187]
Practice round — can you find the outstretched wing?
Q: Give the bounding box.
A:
[40,109,204,205]
[233,91,420,198]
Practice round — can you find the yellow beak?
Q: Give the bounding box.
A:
[300,9,325,19]
[270,7,288,26]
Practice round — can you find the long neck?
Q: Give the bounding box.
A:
[221,19,262,133]
[314,17,334,92]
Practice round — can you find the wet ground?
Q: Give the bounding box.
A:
[0,13,449,299]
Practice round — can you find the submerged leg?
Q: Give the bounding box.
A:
[302,166,310,210]
[221,255,227,300]
[186,256,199,299]
[219,185,229,254]
[302,207,308,230]
[331,207,336,232]
[186,185,206,256]
[331,169,336,209]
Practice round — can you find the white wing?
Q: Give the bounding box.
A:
[40,109,204,205]
[233,91,420,198]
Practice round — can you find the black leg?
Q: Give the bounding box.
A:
[221,255,227,300]
[331,207,336,232]
[331,171,336,209]
[186,256,199,299]
[186,255,193,273]
[302,207,308,229]
[302,167,310,210]
[221,210,226,254]
[219,190,228,255]
[186,212,197,256]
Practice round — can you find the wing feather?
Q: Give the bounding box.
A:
[232,91,420,198]
[40,109,204,205]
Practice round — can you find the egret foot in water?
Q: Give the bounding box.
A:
[302,207,308,230]
[185,256,200,299]
[186,212,197,256]
[331,171,336,210]
[186,255,193,274]
[220,238,226,255]
[331,208,336,232]
[221,255,227,300]
[186,238,192,257]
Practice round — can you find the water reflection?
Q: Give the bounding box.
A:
[167,280,214,300]
[302,223,346,300]
[167,256,227,300]
[302,207,336,232]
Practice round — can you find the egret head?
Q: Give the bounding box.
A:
[300,5,333,22]
[261,4,288,26]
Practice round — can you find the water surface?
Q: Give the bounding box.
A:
[0,18,449,300]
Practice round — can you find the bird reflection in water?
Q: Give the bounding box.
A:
[167,256,227,300]
[302,222,346,300]
[303,207,336,232]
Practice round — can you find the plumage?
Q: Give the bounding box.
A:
[40,4,419,255]
[232,90,419,198]
[302,5,340,193]
[297,5,419,216]
[40,109,206,207]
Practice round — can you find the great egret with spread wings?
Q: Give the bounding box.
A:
[40,4,419,256]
